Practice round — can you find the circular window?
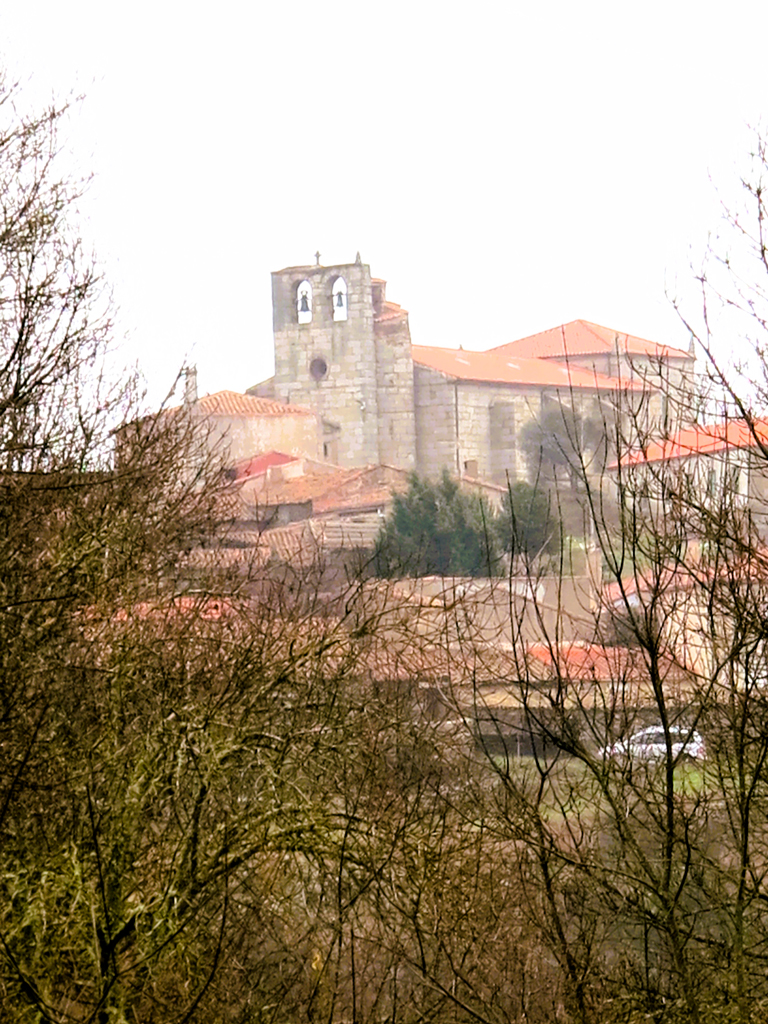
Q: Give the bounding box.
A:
[309,357,328,381]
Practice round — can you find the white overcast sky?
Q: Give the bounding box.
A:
[1,0,767,405]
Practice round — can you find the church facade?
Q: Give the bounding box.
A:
[250,257,697,484]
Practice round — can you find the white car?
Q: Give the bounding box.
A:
[600,725,705,762]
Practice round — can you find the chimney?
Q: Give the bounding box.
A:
[184,365,198,406]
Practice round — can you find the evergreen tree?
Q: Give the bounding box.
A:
[495,479,562,560]
[376,471,498,577]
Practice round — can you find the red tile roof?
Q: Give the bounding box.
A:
[618,419,768,467]
[111,595,236,623]
[232,450,296,480]
[525,642,657,681]
[194,391,315,417]
[315,485,397,513]
[489,320,692,362]
[241,464,409,514]
[602,565,698,608]
[376,300,408,323]
[255,521,315,564]
[256,515,385,564]
[242,466,361,507]
[412,345,647,391]
[603,546,768,611]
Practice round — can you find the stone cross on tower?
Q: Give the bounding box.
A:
[314,250,321,266]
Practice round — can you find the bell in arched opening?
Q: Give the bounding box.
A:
[297,279,313,324]
[332,277,348,322]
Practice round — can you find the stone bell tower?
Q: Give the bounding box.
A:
[271,254,415,469]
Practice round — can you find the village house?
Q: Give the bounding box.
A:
[181,384,322,466]
[612,417,768,535]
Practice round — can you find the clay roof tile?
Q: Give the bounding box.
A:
[411,345,646,391]
[618,419,768,467]
[488,319,692,362]
[193,391,315,417]
[375,300,408,323]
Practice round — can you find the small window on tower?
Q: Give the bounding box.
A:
[332,277,348,321]
[297,280,313,324]
[310,356,329,381]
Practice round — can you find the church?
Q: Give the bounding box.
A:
[249,255,696,484]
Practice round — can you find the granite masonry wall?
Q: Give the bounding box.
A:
[373,288,416,470]
[198,412,320,466]
[271,261,415,469]
[412,369,642,485]
[414,367,548,484]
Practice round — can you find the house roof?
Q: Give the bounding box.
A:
[376,300,408,323]
[256,514,385,564]
[231,450,295,480]
[109,595,237,623]
[525,641,659,682]
[603,544,768,614]
[193,391,315,418]
[241,463,410,515]
[618,419,768,467]
[254,520,314,564]
[241,466,362,508]
[488,319,692,363]
[412,345,647,391]
[602,565,698,609]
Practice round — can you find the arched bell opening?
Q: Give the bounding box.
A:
[297,280,313,324]
[332,277,348,322]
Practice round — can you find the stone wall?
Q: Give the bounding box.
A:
[199,412,321,465]
[412,370,653,487]
[414,369,548,484]
[272,261,381,467]
[542,351,691,430]
[414,365,459,475]
[455,384,542,483]
[374,304,416,470]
